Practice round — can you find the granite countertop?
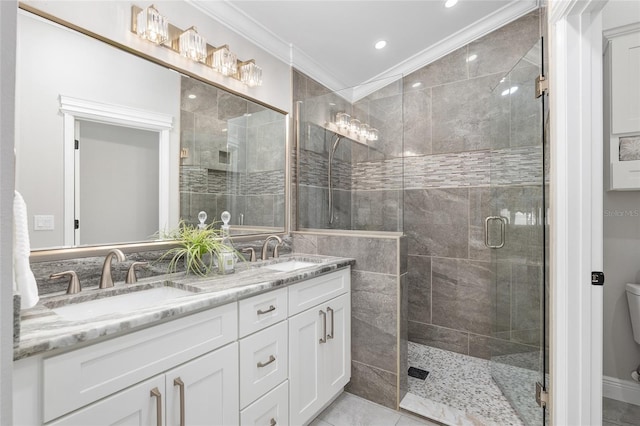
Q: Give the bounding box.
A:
[15,254,354,361]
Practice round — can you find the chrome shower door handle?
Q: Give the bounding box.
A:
[484,216,507,249]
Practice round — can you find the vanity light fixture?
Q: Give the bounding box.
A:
[131,4,262,87]
[179,27,207,63]
[134,4,169,44]
[212,45,238,76]
[239,60,263,87]
[328,112,379,144]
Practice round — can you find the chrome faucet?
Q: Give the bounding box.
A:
[261,235,283,261]
[99,249,126,289]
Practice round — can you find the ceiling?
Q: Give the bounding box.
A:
[192,0,538,99]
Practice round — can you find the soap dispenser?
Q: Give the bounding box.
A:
[218,211,235,274]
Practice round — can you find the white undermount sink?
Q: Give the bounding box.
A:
[261,260,319,272]
[50,286,194,321]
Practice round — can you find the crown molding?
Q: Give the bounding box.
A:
[190,0,540,102]
[187,0,291,65]
[351,0,539,101]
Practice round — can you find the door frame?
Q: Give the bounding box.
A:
[549,1,606,424]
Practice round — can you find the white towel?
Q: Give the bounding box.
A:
[13,191,39,308]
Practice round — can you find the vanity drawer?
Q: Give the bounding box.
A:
[240,380,289,426]
[240,320,288,408]
[239,287,288,337]
[288,268,350,316]
[42,303,237,423]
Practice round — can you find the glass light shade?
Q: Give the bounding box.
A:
[239,61,263,87]
[179,27,207,63]
[349,118,361,134]
[336,112,350,130]
[136,5,168,45]
[368,128,379,141]
[213,46,238,76]
[359,123,370,139]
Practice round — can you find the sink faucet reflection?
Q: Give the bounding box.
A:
[261,235,283,261]
[99,249,126,289]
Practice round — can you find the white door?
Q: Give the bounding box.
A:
[48,375,165,426]
[165,343,239,426]
[322,294,351,396]
[289,307,323,426]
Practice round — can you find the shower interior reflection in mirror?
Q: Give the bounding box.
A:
[59,95,173,246]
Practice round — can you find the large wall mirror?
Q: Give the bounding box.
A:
[15,9,287,254]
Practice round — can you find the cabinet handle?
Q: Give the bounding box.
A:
[150,387,163,426]
[327,306,334,340]
[319,310,327,344]
[174,377,185,426]
[270,418,277,426]
[257,305,276,315]
[257,354,276,368]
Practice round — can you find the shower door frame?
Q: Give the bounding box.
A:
[548,1,605,425]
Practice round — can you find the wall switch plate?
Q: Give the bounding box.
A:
[34,215,54,231]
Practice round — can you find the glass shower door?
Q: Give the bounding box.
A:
[488,38,547,425]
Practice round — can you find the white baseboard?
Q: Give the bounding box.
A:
[603,375,640,406]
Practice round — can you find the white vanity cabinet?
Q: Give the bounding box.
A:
[13,266,352,426]
[288,269,351,426]
[48,343,239,426]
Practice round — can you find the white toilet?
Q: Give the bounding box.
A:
[626,283,640,344]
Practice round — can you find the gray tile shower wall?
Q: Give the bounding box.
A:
[403,11,543,361]
[293,233,405,410]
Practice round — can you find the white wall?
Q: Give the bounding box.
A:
[602,0,640,382]
[0,1,16,422]
[15,11,181,249]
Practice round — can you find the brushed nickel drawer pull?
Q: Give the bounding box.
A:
[257,354,276,368]
[319,310,327,344]
[257,305,276,315]
[173,377,185,426]
[150,387,162,426]
[270,418,277,426]
[327,306,334,340]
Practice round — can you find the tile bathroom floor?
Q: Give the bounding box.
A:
[400,342,525,426]
[311,392,440,426]
[603,397,640,426]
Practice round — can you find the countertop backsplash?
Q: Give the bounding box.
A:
[31,236,292,295]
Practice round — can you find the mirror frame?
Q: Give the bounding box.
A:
[20,3,290,261]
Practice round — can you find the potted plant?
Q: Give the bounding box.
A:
[161,220,235,276]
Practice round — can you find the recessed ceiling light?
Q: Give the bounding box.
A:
[445,0,458,8]
[412,82,422,88]
[375,40,387,50]
[188,94,197,99]
[466,54,478,62]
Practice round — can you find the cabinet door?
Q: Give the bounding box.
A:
[165,343,239,426]
[612,31,640,134]
[322,293,351,397]
[48,375,165,426]
[288,307,323,426]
